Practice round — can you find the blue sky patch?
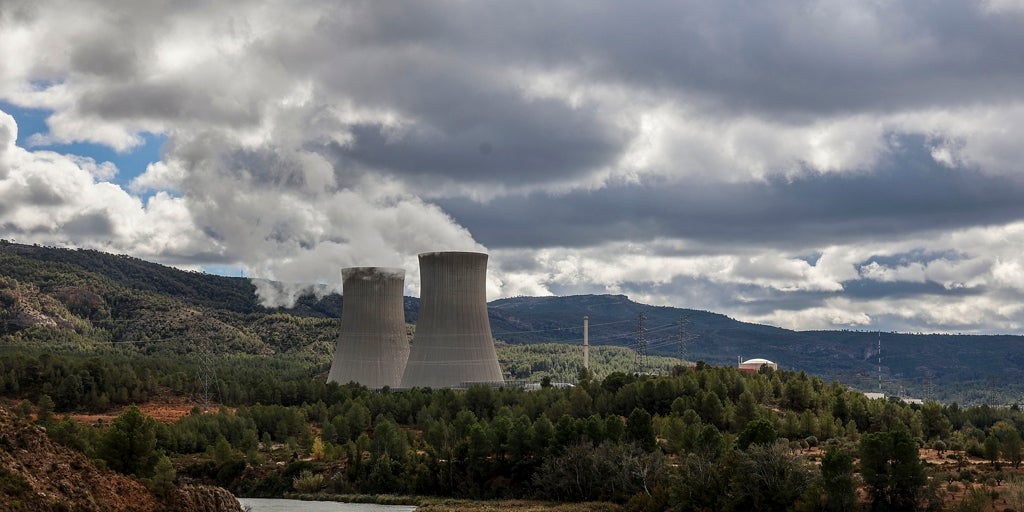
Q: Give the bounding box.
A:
[0,101,166,189]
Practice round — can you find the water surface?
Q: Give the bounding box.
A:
[237,498,416,512]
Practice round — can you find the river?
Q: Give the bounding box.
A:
[237,498,416,512]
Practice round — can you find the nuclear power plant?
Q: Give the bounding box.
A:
[327,267,410,389]
[400,251,505,388]
[327,252,505,390]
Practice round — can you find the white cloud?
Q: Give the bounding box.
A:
[3,1,1024,333]
[746,303,873,332]
[860,261,928,283]
[0,108,209,259]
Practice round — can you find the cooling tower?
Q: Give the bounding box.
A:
[327,267,409,389]
[400,251,504,388]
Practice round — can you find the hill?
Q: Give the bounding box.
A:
[488,295,1024,404]
[2,240,1023,404]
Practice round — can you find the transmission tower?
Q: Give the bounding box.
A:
[922,369,936,402]
[633,312,648,374]
[193,336,221,413]
[677,315,699,364]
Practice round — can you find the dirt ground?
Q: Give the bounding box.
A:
[67,395,221,425]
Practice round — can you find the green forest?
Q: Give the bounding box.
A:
[6,348,1024,511]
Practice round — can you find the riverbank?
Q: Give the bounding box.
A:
[282,494,623,512]
[414,499,622,512]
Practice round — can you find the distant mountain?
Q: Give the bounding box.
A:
[2,240,1022,404]
[487,294,1024,404]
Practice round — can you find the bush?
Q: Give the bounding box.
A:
[293,470,325,493]
[145,455,176,498]
[966,440,984,459]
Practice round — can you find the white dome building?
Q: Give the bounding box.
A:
[738,358,778,374]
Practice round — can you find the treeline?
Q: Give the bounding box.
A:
[0,342,691,413]
[498,343,680,383]
[0,347,336,411]
[15,363,1024,510]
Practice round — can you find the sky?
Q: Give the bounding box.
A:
[2,1,1024,334]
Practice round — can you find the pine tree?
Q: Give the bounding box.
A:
[97,405,159,477]
[859,426,925,511]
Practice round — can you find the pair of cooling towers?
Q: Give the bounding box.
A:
[326,251,504,389]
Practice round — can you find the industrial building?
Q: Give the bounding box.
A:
[738,358,778,374]
[400,251,505,388]
[327,267,410,389]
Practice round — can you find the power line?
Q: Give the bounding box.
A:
[491,318,633,336]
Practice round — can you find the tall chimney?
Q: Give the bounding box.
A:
[583,316,590,369]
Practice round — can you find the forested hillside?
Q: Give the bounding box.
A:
[3,240,1024,404]
[490,295,1024,405]
[0,241,668,411]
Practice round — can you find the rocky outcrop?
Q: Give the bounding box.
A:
[0,279,77,332]
[0,406,241,512]
[168,485,243,512]
[0,406,160,511]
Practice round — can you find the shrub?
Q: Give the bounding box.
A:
[293,470,325,493]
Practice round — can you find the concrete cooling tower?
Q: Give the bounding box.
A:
[327,267,410,390]
[400,252,504,388]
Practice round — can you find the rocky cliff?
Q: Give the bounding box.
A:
[0,405,241,512]
[169,485,244,512]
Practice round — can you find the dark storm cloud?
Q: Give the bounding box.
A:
[288,37,628,185]
[304,1,1024,121]
[719,279,985,317]
[327,105,622,185]
[841,280,983,301]
[61,211,114,237]
[69,33,141,79]
[624,274,1012,333]
[77,81,260,126]
[245,0,1024,204]
[140,249,237,267]
[512,1,1024,116]
[441,138,1024,249]
[861,249,968,268]
[630,277,840,317]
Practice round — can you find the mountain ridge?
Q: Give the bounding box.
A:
[2,240,1022,404]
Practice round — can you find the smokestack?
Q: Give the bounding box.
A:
[583,316,589,369]
[400,252,504,388]
[327,267,409,389]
